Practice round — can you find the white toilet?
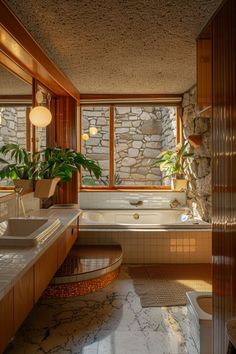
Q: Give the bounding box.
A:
[186,291,212,354]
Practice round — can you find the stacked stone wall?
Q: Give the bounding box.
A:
[182,86,211,222]
[82,106,176,186]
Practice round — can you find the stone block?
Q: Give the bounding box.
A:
[131,107,142,115]
[122,157,137,167]
[116,107,130,114]
[97,117,107,126]
[143,149,158,158]
[132,141,142,149]
[128,148,139,157]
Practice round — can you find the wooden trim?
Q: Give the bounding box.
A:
[176,106,183,145]
[109,105,114,188]
[80,186,171,191]
[0,51,32,85]
[0,2,80,100]
[26,107,31,151]
[0,95,32,106]
[80,94,182,105]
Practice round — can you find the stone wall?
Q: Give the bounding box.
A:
[182,86,211,222]
[0,107,47,151]
[82,106,176,186]
[0,107,27,147]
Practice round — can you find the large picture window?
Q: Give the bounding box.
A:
[81,104,181,189]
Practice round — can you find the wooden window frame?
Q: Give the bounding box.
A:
[80,103,182,191]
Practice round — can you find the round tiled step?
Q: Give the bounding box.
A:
[45,245,122,297]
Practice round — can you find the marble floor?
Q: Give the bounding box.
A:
[5,267,199,354]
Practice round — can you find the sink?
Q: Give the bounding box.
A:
[0,217,61,247]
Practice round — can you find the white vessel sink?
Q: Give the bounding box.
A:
[0,217,61,247]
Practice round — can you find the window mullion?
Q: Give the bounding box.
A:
[109,104,115,188]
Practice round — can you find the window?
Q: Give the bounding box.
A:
[81,104,181,189]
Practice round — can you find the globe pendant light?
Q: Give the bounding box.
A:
[30,90,52,127]
[29,106,52,127]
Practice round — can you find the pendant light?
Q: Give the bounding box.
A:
[30,90,52,127]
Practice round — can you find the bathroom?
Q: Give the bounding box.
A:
[0,0,236,353]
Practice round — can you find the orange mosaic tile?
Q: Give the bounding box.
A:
[44,268,120,298]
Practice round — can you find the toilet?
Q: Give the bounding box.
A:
[186,291,212,354]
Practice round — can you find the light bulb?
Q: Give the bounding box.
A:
[82,133,89,141]
[89,127,98,136]
[29,106,52,127]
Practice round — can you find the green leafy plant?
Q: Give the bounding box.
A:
[0,144,102,183]
[34,146,102,182]
[152,141,196,179]
[0,144,35,180]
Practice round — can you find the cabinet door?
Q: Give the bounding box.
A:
[197,38,212,108]
[34,242,58,302]
[0,290,14,354]
[14,268,34,332]
[66,224,78,253]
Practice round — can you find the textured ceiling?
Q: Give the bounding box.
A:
[5,0,222,94]
[0,65,32,95]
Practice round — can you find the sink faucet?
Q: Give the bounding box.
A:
[15,186,26,217]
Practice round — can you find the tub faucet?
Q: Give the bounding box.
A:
[170,198,181,208]
[129,200,143,207]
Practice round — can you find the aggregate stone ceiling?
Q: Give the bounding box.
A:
[5,0,222,94]
[0,65,32,95]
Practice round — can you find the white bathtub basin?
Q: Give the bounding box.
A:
[0,217,61,247]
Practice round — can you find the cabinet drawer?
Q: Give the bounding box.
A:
[34,242,58,302]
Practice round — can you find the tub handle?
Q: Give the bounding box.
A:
[129,200,143,207]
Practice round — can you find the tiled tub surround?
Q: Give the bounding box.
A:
[79,191,186,210]
[0,208,81,353]
[77,229,212,264]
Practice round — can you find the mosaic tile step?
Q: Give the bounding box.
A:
[45,245,122,297]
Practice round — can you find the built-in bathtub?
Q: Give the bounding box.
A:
[80,209,210,229]
[78,209,212,264]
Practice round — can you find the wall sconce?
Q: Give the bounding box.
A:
[30,90,52,127]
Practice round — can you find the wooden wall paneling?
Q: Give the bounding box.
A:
[55,96,78,204]
[13,268,34,332]
[197,37,212,109]
[211,0,236,352]
[0,290,14,354]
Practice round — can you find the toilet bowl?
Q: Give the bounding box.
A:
[186,291,212,354]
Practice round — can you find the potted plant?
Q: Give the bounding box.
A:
[0,144,35,194]
[0,144,102,198]
[34,146,102,198]
[152,141,196,191]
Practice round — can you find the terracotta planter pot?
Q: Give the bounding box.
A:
[13,179,33,194]
[171,178,187,191]
[34,177,60,199]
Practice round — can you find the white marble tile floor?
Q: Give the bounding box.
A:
[5,267,199,354]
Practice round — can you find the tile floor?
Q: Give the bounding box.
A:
[5,267,199,354]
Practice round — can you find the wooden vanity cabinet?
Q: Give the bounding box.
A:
[0,217,79,354]
[34,241,58,302]
[58,224,78,267]
[14,268,34,331]
[0,290,14,354]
